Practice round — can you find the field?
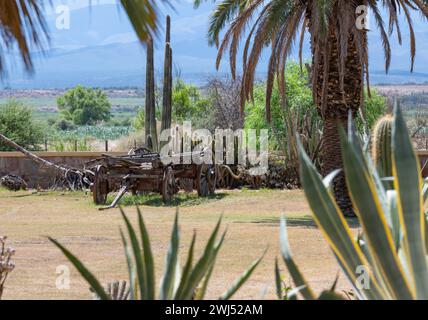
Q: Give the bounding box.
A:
[0,89,143,122]
[0,188,357,300]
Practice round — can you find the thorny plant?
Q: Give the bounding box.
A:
[0,236,15,299]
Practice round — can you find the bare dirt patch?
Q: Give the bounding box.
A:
[0,188,358,300]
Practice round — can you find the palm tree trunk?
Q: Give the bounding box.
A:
[322,117,354,216]
[312,29,363,217]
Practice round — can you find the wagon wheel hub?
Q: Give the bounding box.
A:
[93,165,109,205]
[197,164,217,197]
[162,167,176,203]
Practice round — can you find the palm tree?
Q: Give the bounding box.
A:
[198,0,428,216]
[0,0,166,78]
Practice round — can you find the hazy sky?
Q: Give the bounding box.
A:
[3,0,428,88]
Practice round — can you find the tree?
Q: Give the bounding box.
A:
[57,85,111,125]
[0,100,44,151]
[199,0,428,216]
[172,79,209,122]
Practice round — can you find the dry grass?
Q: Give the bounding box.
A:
[0,188,358,300]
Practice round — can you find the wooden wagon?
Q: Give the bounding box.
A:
[85,148,216,209]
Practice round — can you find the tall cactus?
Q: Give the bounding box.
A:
[145,36,158,151]
[161,15,173,149]
[371,114,393,186]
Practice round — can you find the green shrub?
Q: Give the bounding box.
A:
[133,107,145,131]
[0,99,44,151]
[56,119,76,131]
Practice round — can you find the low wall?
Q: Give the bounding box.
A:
[0,152,126,188]
[0,151,427,189]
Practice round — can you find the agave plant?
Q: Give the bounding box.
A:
[50,208,263,300]
[278,103,428,300]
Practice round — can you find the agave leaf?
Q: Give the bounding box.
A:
[174,232,197,299]
[323,169,341,191]
[297,139,383,300]
[347,111,366,166]
[366,155,391,228]
[339,127,414,299]
[180,217,223,299]
[274,258,283,299]
[425,213,428,255]
[120,208,147,300]
[137,207,155,300]
[159,211,180,300]
[195,229,229,300]
[286,285,306,300]
[280,216,315,300]
[386,191,402,252]
[392,105,428,299]
[49,237,110,300]
[119,229,137,300]
[423,178,428,204]
[194,263,215,300]
[220,249,265,300]
[318,290,345,300]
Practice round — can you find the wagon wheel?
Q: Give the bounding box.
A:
[197,164,217,197]
[93,165,109,205]
[162,167,176,203]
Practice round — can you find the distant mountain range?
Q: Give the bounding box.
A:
[2,2,428,89]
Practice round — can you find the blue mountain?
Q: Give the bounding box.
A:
[3,1,428,88]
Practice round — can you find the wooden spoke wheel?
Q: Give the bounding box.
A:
[162,167,176,203]
[93,165,109,205]
[197,164,216,197]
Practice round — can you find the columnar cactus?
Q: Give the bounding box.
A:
[161,15,173,146]
[145,36,158,151]
[371,114,393,182]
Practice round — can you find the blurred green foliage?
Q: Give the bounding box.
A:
[0,99,44,151]
[245,62,387,149]
[172,79,211,125]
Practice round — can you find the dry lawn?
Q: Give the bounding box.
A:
[0,188,359,300]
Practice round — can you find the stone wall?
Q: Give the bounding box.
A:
[0,151,427,189]
[0,152,126,188]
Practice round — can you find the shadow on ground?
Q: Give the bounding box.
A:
[106,192,229,207]
[244,216,360,229]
